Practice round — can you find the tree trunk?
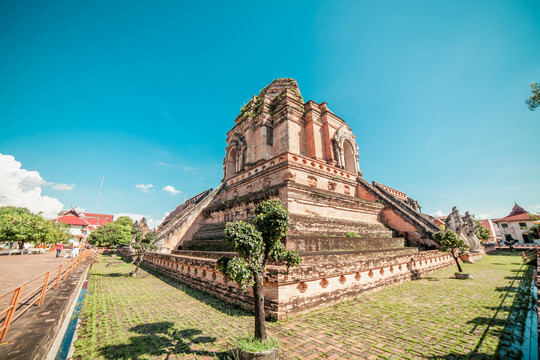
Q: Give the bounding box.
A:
[453,252,463,273]
[253,272,267,341]
[134,253,144,274]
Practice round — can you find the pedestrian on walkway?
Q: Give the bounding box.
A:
[56,242,63,257]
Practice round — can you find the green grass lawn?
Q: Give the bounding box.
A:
[73,252,534,359]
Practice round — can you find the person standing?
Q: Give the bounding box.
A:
[56,242,63,257]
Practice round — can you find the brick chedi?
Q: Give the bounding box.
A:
[150,78,456,319]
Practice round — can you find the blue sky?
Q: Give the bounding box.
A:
[1,0,539,226]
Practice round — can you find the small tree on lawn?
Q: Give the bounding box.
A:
[504,234,518,250]
[434,230,469,273]
[131,228,157,275]
[216,200,301,341]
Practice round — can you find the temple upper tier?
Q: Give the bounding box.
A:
[223,78,361,181]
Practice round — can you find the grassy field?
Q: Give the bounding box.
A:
[73,252,533,359]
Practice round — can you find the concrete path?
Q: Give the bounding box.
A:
[0,251,71,293]
[0,257,92,360]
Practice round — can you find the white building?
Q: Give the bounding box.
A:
[494,203,535,244]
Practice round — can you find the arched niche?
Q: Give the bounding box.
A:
[343,140,356,174]
[226,147,237,179]
[333,126,360,175]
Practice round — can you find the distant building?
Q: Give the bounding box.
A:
[494,204,535,244]
[55,208,114,243]
[477,219,500,244]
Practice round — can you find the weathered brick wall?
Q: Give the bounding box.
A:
[143,250,455,319]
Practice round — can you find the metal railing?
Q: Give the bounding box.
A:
[0,249,95,341]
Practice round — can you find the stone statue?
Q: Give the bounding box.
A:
[445,207,464,233]
[462,212,481,252]
[444,207,481,252]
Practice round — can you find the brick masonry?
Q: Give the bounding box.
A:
[142,249,455,319]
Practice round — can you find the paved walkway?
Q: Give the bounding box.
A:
[73,253,533,359]
[0,251,72,308]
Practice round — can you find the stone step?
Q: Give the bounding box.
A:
[288,214,393,238]
[298,247,419,264]
[171,247,418,263]
[286,236,406,252]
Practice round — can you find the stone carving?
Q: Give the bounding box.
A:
[332,125,360,175]
[444,207,481,252]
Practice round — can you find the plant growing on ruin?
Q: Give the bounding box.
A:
[131,228,158,275]
[216,200,301,342]
[433,230,469,273]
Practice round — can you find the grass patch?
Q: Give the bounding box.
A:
[236,335,279,352]
[74,253,533,359]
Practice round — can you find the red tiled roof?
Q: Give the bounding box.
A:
[57,215,88,226]
[494,213,532,223]
[82,213,114,222]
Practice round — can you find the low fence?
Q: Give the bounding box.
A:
[0,249,95,341]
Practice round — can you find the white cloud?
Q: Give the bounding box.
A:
[476,213,491,219]
[114,212,167,230]
[52,183,75,191]
[163,185,181,195]
[0,154,63,219]
[431,210,445,217]
[135,184,155,193]
[157,162,173,167]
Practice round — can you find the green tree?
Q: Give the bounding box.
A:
[433,230,469,273]
[524,224,540,241]
[89,222,131,247]
[216,200,301,341]
[526,82,540,111]
[504,234,518,249]
[115,216,134,228]
[131,228,157,275]
[0,206,71,249]
[474,221,491,242]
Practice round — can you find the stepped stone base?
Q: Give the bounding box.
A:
[143,249,455,319]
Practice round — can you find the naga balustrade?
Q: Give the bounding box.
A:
[0,249,95,341]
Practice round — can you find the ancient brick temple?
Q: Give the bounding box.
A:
[150,78,456,319]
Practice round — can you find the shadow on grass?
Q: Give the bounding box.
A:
[99,321,233,359]
[92,272,130,278]
[112,253,252,319]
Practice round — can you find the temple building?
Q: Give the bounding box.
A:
[150,79,456,318]
[494,203,536,243]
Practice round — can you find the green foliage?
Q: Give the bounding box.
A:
[434,230,469,272]
[89,222,131,247]
[216,257,253,289]
[237,335,279,352]
[115,216,134,227]
[218,200,301,286]
[0,206,71,248]
[527,224,540,240]
[526,82,540,111]
[253,200,289,246]
[224,221,263,260]
[346,231,359,237]
[475,221,491,241]
[435,230,469,254]
[217,200,301,340]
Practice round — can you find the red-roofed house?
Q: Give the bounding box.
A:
[477,219,500,244]
[55,208,114,243]
[494,204,535,244]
